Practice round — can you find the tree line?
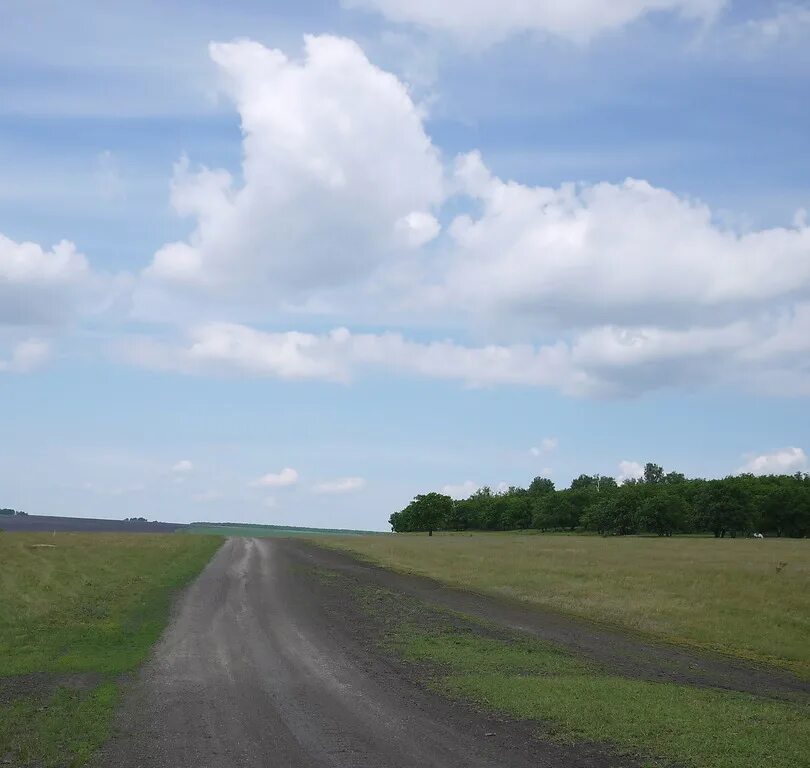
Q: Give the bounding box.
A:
[389,464,810,538]
[0,508,27,517]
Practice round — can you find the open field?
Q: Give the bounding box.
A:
[188,522,382,537]
[3,531,807,767]
[0,532,221,766]
[0,515,187,534]
[317,532,810,675]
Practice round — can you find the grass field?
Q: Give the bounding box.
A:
[0,532,221,766]
[319,532,810,675]
[352,582,810,768]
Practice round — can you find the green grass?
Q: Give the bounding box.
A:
[0,683,118,768]
[0,532,221,766]
[320,532,810,675]
[388,614,810,768]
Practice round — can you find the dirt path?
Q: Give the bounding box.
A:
[289,540,810,702]
[98,537,625,768]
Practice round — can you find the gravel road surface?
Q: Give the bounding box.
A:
[99,537,626,768]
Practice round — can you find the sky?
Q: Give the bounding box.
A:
[1,0,809,530]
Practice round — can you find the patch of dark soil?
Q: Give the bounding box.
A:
[0,672,101,705]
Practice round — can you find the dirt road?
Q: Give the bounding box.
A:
[99,537,626,768]
[98,537,807,767]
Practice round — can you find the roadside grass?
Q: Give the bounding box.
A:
[320,532,810,675]
[0,532,221,766]
[351,582,810,768]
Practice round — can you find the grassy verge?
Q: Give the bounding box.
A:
[319,532,810,675]
[353,582,810,768]
[0,532,221,766]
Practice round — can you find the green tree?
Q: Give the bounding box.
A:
[409,493,453,535]
[639,493,688,536]
[696,480,751,538]
[643,463,665,484]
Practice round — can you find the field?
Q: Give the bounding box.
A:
[318,532,810,675]
[2,529,807,768]
[188,522,381,537]
[0,532,221,767]
[0,514,187,534]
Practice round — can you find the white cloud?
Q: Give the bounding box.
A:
[741,4,810,45]
[530,437,558,456]
[145,36,443,306]
[118,36,810,398]
[440,480,481,498]
[617,460,644,483]
[117,322,592,393]
[172,459,193,474]
[313,476,366,494]
[346,0,725,44]
[119,300,810,397]
[443,152,810,330]
[738,447,807,476]
[0,339,51,373]
[0,233,92,325]
[251,467,299,488]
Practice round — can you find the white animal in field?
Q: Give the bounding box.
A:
[752,532,764,539]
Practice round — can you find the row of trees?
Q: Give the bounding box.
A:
[389,464,810,538]
[0,508,27,517]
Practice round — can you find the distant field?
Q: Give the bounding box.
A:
[0,514,187,534]
[318,532,810,675]
[189,523,381,537]
[0,532,221,766]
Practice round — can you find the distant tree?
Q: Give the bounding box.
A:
[639,493,688,536]
[758,485,810,538]
[581,499,614,535]
[643,463,665,485]
[528,477,555,496]
[533,492,578,531]
[570,474,599,491]
[696,480,751,538]
[405,493,453,536]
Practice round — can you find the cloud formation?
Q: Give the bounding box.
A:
[119,301,810,398]
[738,447,807,476]
[443,152,810,329]
[530,438,558,456]
[0,233,93,325]
[146,36,442,306]
[617,460,644,483]
[313,476,366,494]
[0,338,51,373]
[346,0,725,43]
[251,467,299,488]
[440,480,482,498]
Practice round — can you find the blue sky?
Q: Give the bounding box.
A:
[1,0,809,529]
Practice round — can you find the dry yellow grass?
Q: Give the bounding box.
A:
[320,533,810,675]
